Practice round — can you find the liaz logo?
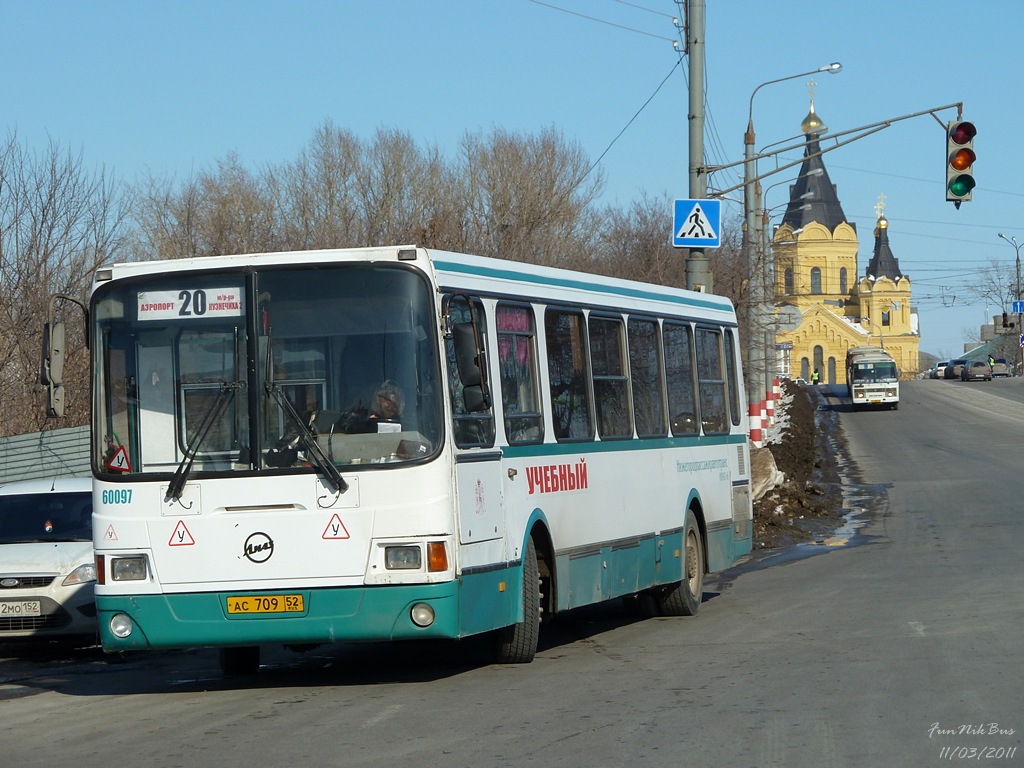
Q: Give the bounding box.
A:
[243,532,274,563]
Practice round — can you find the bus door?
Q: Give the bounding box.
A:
[445,296,503,547]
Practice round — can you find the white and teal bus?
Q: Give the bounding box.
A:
[45,245,752,674]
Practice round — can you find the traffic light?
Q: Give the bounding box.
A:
[946,120,976,207]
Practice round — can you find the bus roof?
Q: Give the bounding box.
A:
[94,245,737,322]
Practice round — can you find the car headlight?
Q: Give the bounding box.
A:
[62,562,98,586]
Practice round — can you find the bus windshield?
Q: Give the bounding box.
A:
[851,361,897,381]
[93,264,443,480]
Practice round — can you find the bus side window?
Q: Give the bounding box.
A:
[545,308,593,442]
[723,328,742,427]
[628,317,666,438]
[497,303,543,444]
[589,315,631,439]
[664,322,697,436]
[696,327,728,434]
[444,296,495,448]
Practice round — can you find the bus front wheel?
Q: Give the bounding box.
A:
[494,537,541,663]
[659,513,704,617]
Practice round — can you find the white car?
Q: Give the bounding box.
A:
[0,478,96,642]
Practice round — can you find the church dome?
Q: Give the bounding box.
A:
[801,102,826,135]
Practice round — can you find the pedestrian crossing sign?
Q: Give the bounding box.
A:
[673,199,721,248]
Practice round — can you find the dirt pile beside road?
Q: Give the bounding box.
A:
[752,381,845,550]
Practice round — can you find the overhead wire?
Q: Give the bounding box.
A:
[526,0,730,199]
[526,0,675,42]
[574,57,682,192]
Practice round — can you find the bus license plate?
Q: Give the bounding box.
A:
[226,594,304,615]
[0,600,42,617]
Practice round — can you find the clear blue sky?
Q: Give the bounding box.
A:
[4,0,1021,358]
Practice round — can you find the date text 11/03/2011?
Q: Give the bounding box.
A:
[938,746,1016,761]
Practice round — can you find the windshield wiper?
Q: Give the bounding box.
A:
[262,322,348,495]
[167,381,241,501]
[265,383,349,494]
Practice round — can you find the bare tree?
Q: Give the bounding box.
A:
[593,194,685,286]
[0,131,130,435]
[271,121,363,250]
[964,259,1017,313]
[130,153,280,260]
[130,172,203,260]
[457,125,604,265]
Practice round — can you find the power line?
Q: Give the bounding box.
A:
[526,0,675,41]
[613,0,675,18]
[579,58,682,187]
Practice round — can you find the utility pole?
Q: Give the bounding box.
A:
[684,0,712,293]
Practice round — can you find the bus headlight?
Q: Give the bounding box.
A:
[410,603,435,628]
[109,613,134,638]
[385,545,422,570]
[111,556,148,581]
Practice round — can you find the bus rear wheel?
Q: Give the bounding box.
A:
[494,537,540,663]
[219,646,261,676]
[659,513,704,617]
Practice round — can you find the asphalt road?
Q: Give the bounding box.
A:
[2,378,1022,767]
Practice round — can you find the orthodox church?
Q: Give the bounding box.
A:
[772,99,920,385]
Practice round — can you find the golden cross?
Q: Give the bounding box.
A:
[874,194,887,218]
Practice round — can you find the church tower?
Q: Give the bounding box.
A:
[855,200,918,375]
[772,97,919,384]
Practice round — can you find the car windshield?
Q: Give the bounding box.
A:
[0,492,92,543]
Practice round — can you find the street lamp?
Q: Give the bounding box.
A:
[996,233,1023,374]
[744,63,841,445]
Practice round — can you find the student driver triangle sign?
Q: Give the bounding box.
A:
[673,199,721,248]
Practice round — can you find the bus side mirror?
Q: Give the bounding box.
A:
[41,321,67,419]
[41,321,65,386]
[452,322,491,412]
[47,384,66,419]
[40,294,88,420]
[453,323,481,387]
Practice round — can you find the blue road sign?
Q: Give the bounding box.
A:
[673,199,721,248]
[1013,300,1024,314]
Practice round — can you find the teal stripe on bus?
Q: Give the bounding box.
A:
[500,433,747,460]
[433,259,732,313]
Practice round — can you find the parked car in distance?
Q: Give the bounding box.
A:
[944,358,969,379]
[990,358,1010,377]
[931,361,949,379]
[0,478,96,643]
[961,360,992,381]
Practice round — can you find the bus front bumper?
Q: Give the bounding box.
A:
[96,582,462,651]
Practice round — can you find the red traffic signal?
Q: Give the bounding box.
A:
[949,121,977,146]
[946,120,976,207]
